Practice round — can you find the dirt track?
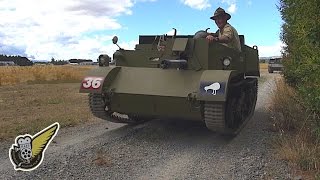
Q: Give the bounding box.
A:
[0,72,291,179]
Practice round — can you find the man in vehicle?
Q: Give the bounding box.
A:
[206,7,241,52]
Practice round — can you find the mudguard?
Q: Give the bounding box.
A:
[197,70,234,102]
[79,66,121,93]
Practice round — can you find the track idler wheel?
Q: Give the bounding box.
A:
[89,93,148,124]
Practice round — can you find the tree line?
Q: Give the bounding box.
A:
[0,55,94,66]
[50,57,69,65]
[0,54,33,66]
[51,58,93,65]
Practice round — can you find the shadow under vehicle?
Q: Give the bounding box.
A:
[268,57,283,73]
[79,28,260,136]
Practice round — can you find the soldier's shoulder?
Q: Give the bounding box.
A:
[222,24,233,34]
[223,23,233,31]
[226,23,239,33]
[225,23,235,29]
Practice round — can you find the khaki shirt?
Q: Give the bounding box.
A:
[217,23,241,52]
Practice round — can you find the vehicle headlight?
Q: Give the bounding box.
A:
[98,54,110,66]
[223,57,231,66]
[99,57,106,64]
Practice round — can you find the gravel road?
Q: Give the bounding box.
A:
[0,72,291,180]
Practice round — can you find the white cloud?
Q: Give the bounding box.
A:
[181,0,211,10]
[254,41,286,57]
[247,0,252,6]
[222,0,237,14]
[102,40,138,60]
[134,0,157,2]
[227,4,237,14]
[222,0,236,4]
[0,0,147,60]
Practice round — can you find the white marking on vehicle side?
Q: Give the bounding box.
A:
[204,82,221,95]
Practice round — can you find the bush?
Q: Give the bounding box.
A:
[279,0,320,115]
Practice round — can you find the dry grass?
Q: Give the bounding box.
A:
[0,65,94,86]
[259,63,268,70]
[259,63,269,74]
[268,78,305,130]
[0,65,96,141]
[268,77,320,178]
[0,83,93,140]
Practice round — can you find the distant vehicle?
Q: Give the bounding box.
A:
[268,58,283,73]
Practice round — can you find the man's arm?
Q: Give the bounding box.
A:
[218,26,233,43]
[217,35,231,43]
[207,25,234,43]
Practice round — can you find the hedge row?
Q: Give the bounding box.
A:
[278,0,320,114]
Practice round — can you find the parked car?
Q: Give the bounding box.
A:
[268,58,283,73]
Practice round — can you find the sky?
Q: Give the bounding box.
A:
[0,0,284,61]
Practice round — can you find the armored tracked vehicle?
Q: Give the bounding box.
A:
[79,29,260,135]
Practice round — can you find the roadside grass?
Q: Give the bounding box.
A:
[258,63,268,84]
[258,76,267,84]
[0,65,94,86]
[267,77,320,179]
[259,63,268,70]
[0,65,96,141]
[0,83,93,141]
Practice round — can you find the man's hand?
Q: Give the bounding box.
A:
[206,35,219,43]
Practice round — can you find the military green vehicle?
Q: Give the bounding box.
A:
[79,29,260,135]
[268,57,283,73]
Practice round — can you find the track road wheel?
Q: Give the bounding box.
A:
[89,93,150,124]
[89,93,121,123]
[226,97,242,131]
